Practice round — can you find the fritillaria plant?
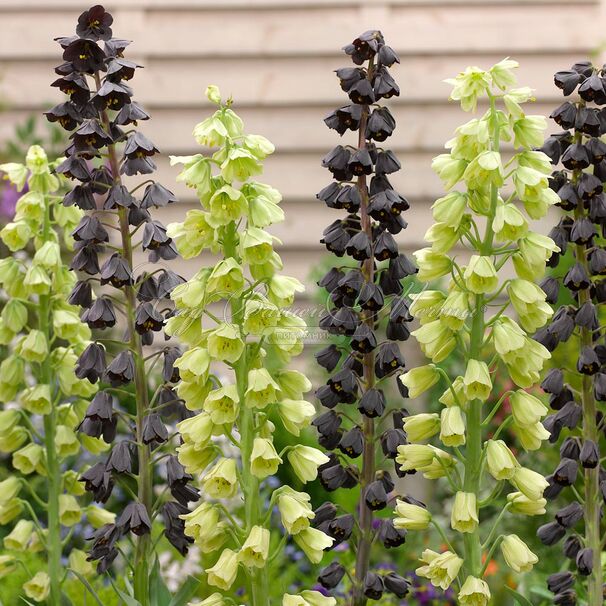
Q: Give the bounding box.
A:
[536,60,606,606]
[46,6,195,603]
[398,59,558,604]
[166,86,333,606]
[0,146,99,603]
[312,31,417,606]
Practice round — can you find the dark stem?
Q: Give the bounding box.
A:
[572,117,603,604]
[94,73,153,606]
[352,59,376,606]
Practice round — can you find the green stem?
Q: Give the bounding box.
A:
[224,222,269,606]
[40,193,62,606]
[462,93,500,581]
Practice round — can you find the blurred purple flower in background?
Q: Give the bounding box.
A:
[0,180,25,220]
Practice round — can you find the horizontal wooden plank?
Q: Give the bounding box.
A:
[0,0,595,9]
[149,197,557,251]
[0,100,560,155]
[0,4,596,60]
[0,54,579,111]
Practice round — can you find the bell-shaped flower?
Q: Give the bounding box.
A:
[512,467,549,501]
[283,591,336,606]
[174,348,211,382]
[221,147,262,183]
[238,525,270,568]
[250,437,282,479]
[451,492,479,533]
[206,548,239,591]
[287,445,329,483]
[506,491,546,516]
[268,275,305,308]
[206,258,245,299]
[293,527,333,563]
[413,248,452,282]
[0,221,32,252]
[463,359,492,401]
[245,368,280,409]
[12,443,44,475]
[412,320,456,363]
[440,406,466,447]
[277,398,315,436]
[510,390,548,426]
[20,330,49,363]
[3,519,34,551]
[416,549,463,590]
[399,365,440,399]
[59,494,81,526]
[515,420,551,451]
[403,413,440,442]
[278,489,315,534]
[207,185,248,227]
[485,439,518,480]
[463,150,504,189]
[202,458,238,499]
[492,202,528,242]
[458,576,491,606]
[463,255,498,294]
[177,411,215,447]
[23,571,50,603]
[501,534,538,573]
[432,191,468,228]
[207,323,245,364]
[394,500,431,530]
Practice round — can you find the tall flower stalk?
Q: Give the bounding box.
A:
[167,86,333,606]
[312,31,416,606]
[398,59,558,604]
[0,146,98,603]
[46,6,194,603]
[536,60,606,605]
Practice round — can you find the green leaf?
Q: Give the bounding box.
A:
[529,585,553,599]
[69,570,104,606]
[109,579,142,606]
[150,558,172,606]
[505,586,535,606]
[168,577,201,606]
[19,599,37,606]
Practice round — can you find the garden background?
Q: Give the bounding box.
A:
[0,1,603,604]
